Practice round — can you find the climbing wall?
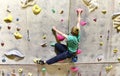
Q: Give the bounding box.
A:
[0,0,120,76]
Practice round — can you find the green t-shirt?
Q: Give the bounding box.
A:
[67,33,80,53]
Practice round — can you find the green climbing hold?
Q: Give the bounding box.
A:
[50,41,56,47]
[52,9,55,13]
[42,67,46,72]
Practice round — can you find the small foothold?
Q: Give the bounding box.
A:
[2,58,6,62]
[60,10,64,14]
[0,25,2,30]
[97,58,102,62]
[32,5,41,15]
[57,34,65,41]
[61,19,64,22]
[42,35,46,39]
[80,21,87,26]
[101,10,107,14]
[100,35,102,38]
[93,18,97,22]
[58,68,61,70]
[16,27,21,31]
[41,42,47,47]
[70,67,79,72]
[1,43,4,46]
[99,42,103,46]
[113,48,118,53]
[28,72,32,76]
[52,9,55,13]
[117,57,120,61]
[16,18,19,21]
[18,68,23,73]
[50,42,56,47]
[7,26,11,30]
[71,56,78,62]
[42,67,46,72]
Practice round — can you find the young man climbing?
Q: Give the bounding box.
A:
[34,8,83,65]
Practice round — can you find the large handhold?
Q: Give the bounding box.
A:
[4,49,25,61]
[82,0,98,12]
[20,0,36,8]
[112,12,120,33]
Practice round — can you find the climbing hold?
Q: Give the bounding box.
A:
[100,35,102,38]
[93,18,97,22]
[101,10,107,14]
[33,58,41,63]
[57,34,65,41]
[99,42,103,46]
[82,0,98,12]
[32,5,41,15]
[42,67,46,72]
[76,49,82,54]
[7,26,11,30]
[80,21,87,26]
[117,26,120,31]
[61,19,64,22]
[4,14,13,23]
[70,67,79,72]
[2,58,6,62]
[60,10,64,14]
[71,56,78,62]
[42,34,46,39]
[18,68,23,73]
[14,32,23,39]
[113,48,118,53]
[105,65,113,72]
[28,72,32,76]
[52,9,55,13]
[16,18,19,21]
[117,57,120,62]
[1,42,5,46]
[0,25,2,30]
[4,49,24,61]
[16,27,21,31]
[50,41,56,47]
[20,0,36,8]
[41,42,47,47]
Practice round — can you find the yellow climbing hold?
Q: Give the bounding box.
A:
[99,42,103,46]
[101,10,107,14]
[18,68,23,73]
[32,5,41,15]
[14,32,23,39]
[33,58,41,63]
[28,72,32,76]
[113,48,118,53]
[105,65,113,72]
[117,26,120,31]
[117,57,120,62]
[4,14,13,22]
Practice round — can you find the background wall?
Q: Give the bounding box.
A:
[0,0,120,76]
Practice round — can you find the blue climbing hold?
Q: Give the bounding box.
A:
[71,56,78,62]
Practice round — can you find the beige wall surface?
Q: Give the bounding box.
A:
[0,0,120,76]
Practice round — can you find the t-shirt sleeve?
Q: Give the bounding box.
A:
[67,35,74,41]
